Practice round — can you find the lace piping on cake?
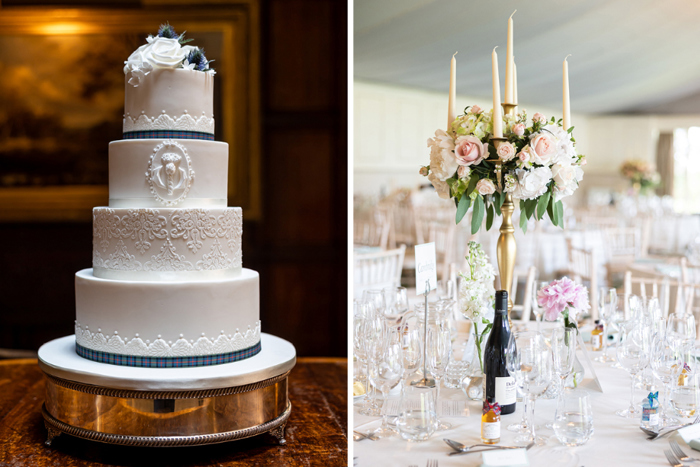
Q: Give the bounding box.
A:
[93,208,243,272]
[123,113,214,134]
[75,321,261,357]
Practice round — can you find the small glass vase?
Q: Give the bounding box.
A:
[462,330,485,400]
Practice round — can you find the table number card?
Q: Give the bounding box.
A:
[576,331,604,392]
[414,242,437,295]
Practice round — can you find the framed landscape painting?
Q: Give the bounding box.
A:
[0,5,260,221]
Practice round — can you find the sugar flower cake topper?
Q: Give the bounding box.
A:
[124,22,216,86]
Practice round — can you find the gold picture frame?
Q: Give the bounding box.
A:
[0,3,260,222]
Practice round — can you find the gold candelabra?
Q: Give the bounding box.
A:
[490,99,518,322]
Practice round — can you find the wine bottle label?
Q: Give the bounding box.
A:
[482,421,500,439]
[495,376,516,405]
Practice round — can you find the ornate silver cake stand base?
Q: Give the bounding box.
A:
[38,333,296,447]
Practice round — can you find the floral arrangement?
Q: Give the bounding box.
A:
[459,241,496,372]
[536,277,590,330]
[619,159,660,195]
[421,107,586,234]
[124,23,215,86]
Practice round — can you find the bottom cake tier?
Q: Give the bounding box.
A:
[74,268,261,367]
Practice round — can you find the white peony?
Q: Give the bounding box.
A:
[427,172,451,199]
[427,129,457,181]
[124,37,194,86]
[512,166,553,200]
[542,124,577,165]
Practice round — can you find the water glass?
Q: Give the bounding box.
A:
[671,371,700,418]
[553,388,594,446]
[396,386,437,442]
[444,333,471,389]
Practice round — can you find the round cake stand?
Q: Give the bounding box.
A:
[38,333,296,447]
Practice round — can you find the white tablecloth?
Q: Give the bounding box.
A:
[353,339,688,467]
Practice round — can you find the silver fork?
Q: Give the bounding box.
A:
[665,449,689,467]
[426,460,438,467]
[670,440,700,463]
[646,415,700,440]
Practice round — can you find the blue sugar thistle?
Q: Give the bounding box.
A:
[157,22,193,44]
[185,47,213,71]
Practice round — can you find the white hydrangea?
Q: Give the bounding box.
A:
[427,129,457,181]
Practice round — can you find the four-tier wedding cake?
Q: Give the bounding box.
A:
[73,25,261,367]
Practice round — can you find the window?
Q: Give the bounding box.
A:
[673,127,700,214]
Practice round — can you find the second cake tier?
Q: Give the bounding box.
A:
[93,206,242,281]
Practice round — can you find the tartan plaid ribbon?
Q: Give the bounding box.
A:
[75,340,261,368]
[483,399,501,415]
[123,130,214,141]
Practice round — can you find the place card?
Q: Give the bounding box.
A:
[414,242,437,294]
[678,423,700,443]
[481,448,529,466]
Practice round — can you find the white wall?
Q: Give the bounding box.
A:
[354,80,700,206]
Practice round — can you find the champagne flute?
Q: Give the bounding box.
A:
[516,338,553,446]
[360,312,385,416]
[426,325,452,430]
[651,334,682,426]
[616,324,650,418]
[401,325,422,385]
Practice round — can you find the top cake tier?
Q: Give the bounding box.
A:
[124,69,214,139]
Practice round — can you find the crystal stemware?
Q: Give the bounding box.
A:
[531,281,549,333]
[595,288,616,363]
[547,327,576,429]
[517,338,553,446]
[616,324,650,418]
[426,325,452,430]
[651,334,682,426]
[369,325,403,438]
[383,286,409,323]
[553,388,593,446]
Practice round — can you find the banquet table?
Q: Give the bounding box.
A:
[0,357,348,466]
[353,327,689,467]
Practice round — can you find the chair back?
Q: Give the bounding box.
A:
[566,239,599,320]
[511,266,537,322]
[354,208,391,250]
[623,270,672,319]
[354,245,406,300]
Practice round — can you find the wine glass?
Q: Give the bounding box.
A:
[363,289,386,317]
[616,323,650,418]
[531,281,549,333]
[353,303,370,404]
[426,325,452,430]
[383,286,409,323]
[369,326,403,438]
[515,335,553,446]
[359,311,385,416]
[650,334,682,426]
[667,313,696,353]
[551,327,577,396]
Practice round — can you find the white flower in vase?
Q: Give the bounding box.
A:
[427,129,457,180]
[512,166,553,200]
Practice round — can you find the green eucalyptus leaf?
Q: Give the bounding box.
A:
[456,193,471,225]
[466,175,479,197]
[493,191,502,216]
[520,208,528,233]
[537,191,551,220]
[555,200,564,228]
[486,203,494,231]
[525,198,537,219]
[471,194,485,235]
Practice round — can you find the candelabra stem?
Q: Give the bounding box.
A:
[497,193,517,324]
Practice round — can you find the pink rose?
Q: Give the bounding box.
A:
[496,141,516,161]
[471,105,482,114]
[454,135,487,167]
[530,134,556,164]
[518,146,534,163]
[419,166,429,176]
[579,156,587,166]
[457,166,470,179]
[476,178,496,195]
[533,113,546,124]
[512,123,525,136]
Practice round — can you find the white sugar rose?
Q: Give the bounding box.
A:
[427,129,458,181]
[476,178,496,195]
[512,166,552,200]
[124,37,194,85]
[497,141,516,161]
[428,172,451,199]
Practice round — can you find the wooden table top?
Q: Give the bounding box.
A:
[0,357,348,466]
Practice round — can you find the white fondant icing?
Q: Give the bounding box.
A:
[92,207,242,280]
[74,268,261,357]
[123,113,214,134]
[124,69,213,134]
[75,321,261,357]
[109,139,228,208]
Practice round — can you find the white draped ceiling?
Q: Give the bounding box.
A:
[354,0,700,114]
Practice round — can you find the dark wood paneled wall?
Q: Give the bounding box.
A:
[0,0,347,357]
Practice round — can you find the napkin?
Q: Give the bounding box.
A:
[479,448,529,466]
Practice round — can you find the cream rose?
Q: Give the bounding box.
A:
[476,179,496,195]
[530,133,556,165]
[497,141,516,161]
[512,123,525,136]
[427,130,458,181]
[471,105,482,114]
[428,172,451,199]
[455,135,488,167]
[533,113,546,124]
[457,166,470,179]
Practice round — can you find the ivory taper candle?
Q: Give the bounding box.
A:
[492,47,503,138]
[505,10,516,104]
[563,54,571,130]
[513,60,518,104]
[448,52,457,130]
